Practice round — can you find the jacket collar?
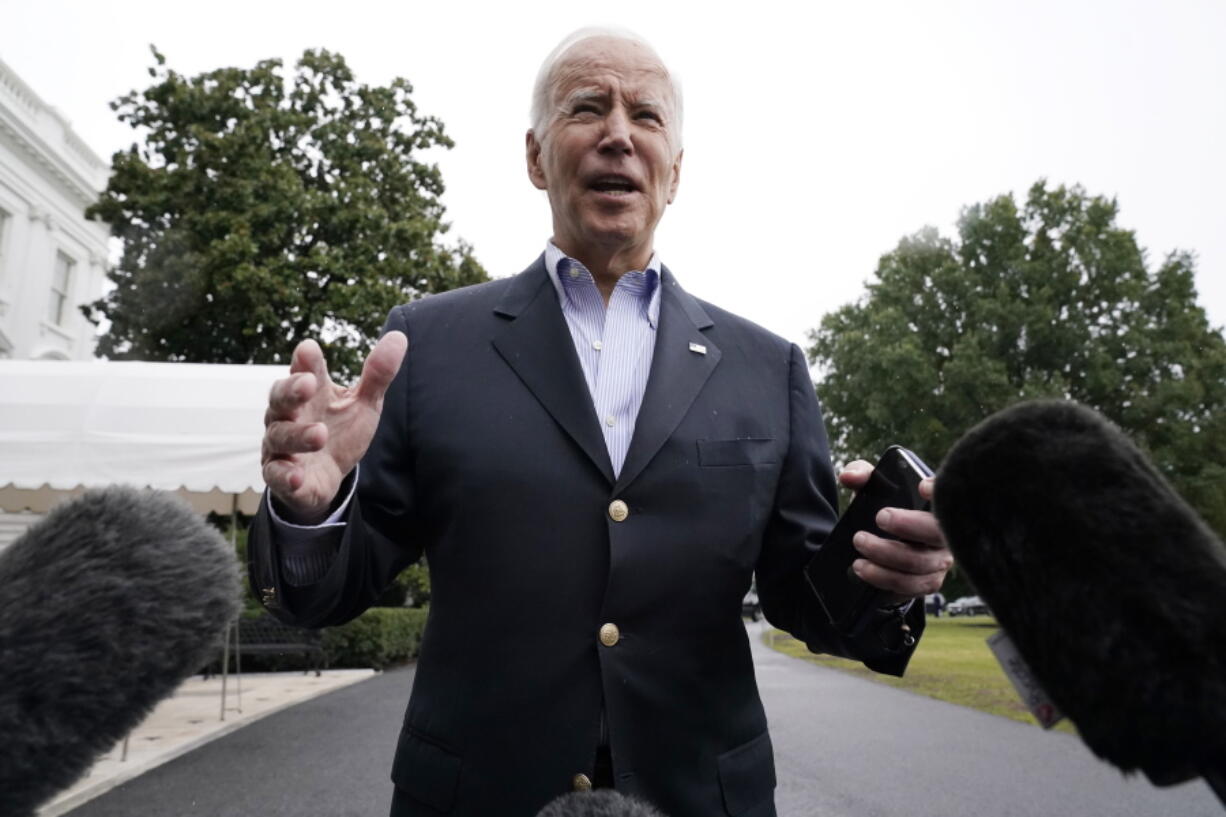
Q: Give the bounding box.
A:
[491,256,721,490]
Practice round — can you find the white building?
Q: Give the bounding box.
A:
[0,56,109,360]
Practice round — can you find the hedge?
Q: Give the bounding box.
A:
[323,607,429,670]
[220,607,429,672]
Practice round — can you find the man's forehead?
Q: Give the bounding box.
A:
[550,39,672,98]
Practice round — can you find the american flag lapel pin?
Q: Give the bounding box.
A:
[688,342,707,355]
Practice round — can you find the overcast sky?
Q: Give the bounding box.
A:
[3,0,1223,349]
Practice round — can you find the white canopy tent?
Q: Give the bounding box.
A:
[0,359,283,516]
[0,358,291,721]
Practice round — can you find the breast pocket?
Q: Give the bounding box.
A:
[697,438,778,468]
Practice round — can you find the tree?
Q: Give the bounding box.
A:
[86,47,487,381]
[808,181,1226,546]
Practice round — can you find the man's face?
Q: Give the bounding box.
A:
[526,37,683,264]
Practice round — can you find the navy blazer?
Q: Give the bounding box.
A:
[249,257,922,817]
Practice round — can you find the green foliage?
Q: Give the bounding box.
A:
[322,607,429,669]
[400,559,432,608]
[375,557,431,608]
[809,181,1226,536]
[86,46,487,381]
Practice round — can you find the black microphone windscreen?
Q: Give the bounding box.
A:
[934,400,1226,786]
[0,486,241,817]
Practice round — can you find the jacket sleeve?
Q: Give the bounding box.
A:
[754,343,924,676]
[247,306,422,628]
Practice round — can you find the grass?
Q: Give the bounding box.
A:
[763,616,1076,734]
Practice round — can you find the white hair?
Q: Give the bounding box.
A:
[529,26,684,147]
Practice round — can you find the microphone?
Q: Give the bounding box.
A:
[0,486,241,817]
[535,791,666,817]
[934,400,1226,802]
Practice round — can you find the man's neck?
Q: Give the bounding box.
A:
[552,239,653,305]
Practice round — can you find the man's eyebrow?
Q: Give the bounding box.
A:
[561,88,608,106]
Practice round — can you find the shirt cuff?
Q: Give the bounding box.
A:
[265,467,359,587]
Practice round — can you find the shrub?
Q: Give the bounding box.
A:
[323,607,429,670]
[210,607,429,673]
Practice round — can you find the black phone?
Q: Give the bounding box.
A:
[804,445,934,636]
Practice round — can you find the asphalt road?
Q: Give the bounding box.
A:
[69,665,412,817]
[748,619,1221,817]
[71,622,1222,816]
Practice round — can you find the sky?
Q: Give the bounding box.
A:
[2,0,1223,350]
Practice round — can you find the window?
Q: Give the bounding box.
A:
[48,251,74,325]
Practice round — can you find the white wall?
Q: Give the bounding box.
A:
[0,56,109,360]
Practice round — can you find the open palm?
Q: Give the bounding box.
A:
[261,332,408,523]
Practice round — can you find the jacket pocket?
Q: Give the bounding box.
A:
[717,731,776,816]
[697,438,777,467]
[390,727,462,813]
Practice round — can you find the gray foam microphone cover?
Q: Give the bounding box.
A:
[0,486,241,817]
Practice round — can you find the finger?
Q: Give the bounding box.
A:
[851,559,947,598]
[355,331,408,406]
[853,531,953,576]
[264,420,327,456]
[919,476,935,501]
[290,338,331,385]
[262,458,304,498]
[875,507,946,548]
[267,372,319,420]
[837,459,873,490]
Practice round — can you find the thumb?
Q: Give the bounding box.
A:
[355,331,408,406]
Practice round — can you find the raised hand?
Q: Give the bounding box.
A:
[261,332,408,523]
[837,460,953,603]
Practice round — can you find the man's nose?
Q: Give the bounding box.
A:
[597,107,633,155]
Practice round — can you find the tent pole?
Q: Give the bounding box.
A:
[231,493,243,714]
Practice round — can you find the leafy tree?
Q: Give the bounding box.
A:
[809,181,1226,554]
[86,47,487,381]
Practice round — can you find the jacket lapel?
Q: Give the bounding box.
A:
[614,266,721,494]
[491,257,616,485]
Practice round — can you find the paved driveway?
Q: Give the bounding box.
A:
[750,620,1221,817]
[70,623,1221,816]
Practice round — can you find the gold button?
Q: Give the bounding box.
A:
[572,773,592,791]
[608,500,629,522]
[599,623,620,647]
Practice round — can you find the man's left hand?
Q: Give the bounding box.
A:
[838,460,953,605]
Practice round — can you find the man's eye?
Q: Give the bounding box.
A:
[636,111,663,123]
[573,104,599,115]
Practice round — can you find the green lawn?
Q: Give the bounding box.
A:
[763,617,1075,734]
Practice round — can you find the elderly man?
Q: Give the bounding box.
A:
[251,28,950,817]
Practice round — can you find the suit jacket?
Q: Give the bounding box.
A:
[249,257,923,817]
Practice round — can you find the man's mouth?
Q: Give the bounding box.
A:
[588,175,639,195]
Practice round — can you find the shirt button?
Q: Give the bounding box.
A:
[599,623,621,647]
[573,773,592,791]
[605,415,615,427]
[608,500,629,522]
[593,340,603,350]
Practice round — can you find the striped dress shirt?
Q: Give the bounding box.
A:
[544,241,661,477]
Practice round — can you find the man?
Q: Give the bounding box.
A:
[251,28,950,817]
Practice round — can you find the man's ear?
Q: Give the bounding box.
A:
[526,129,548,191]
[667,148,684,204]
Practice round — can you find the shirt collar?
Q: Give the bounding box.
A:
[544,241,662,328]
